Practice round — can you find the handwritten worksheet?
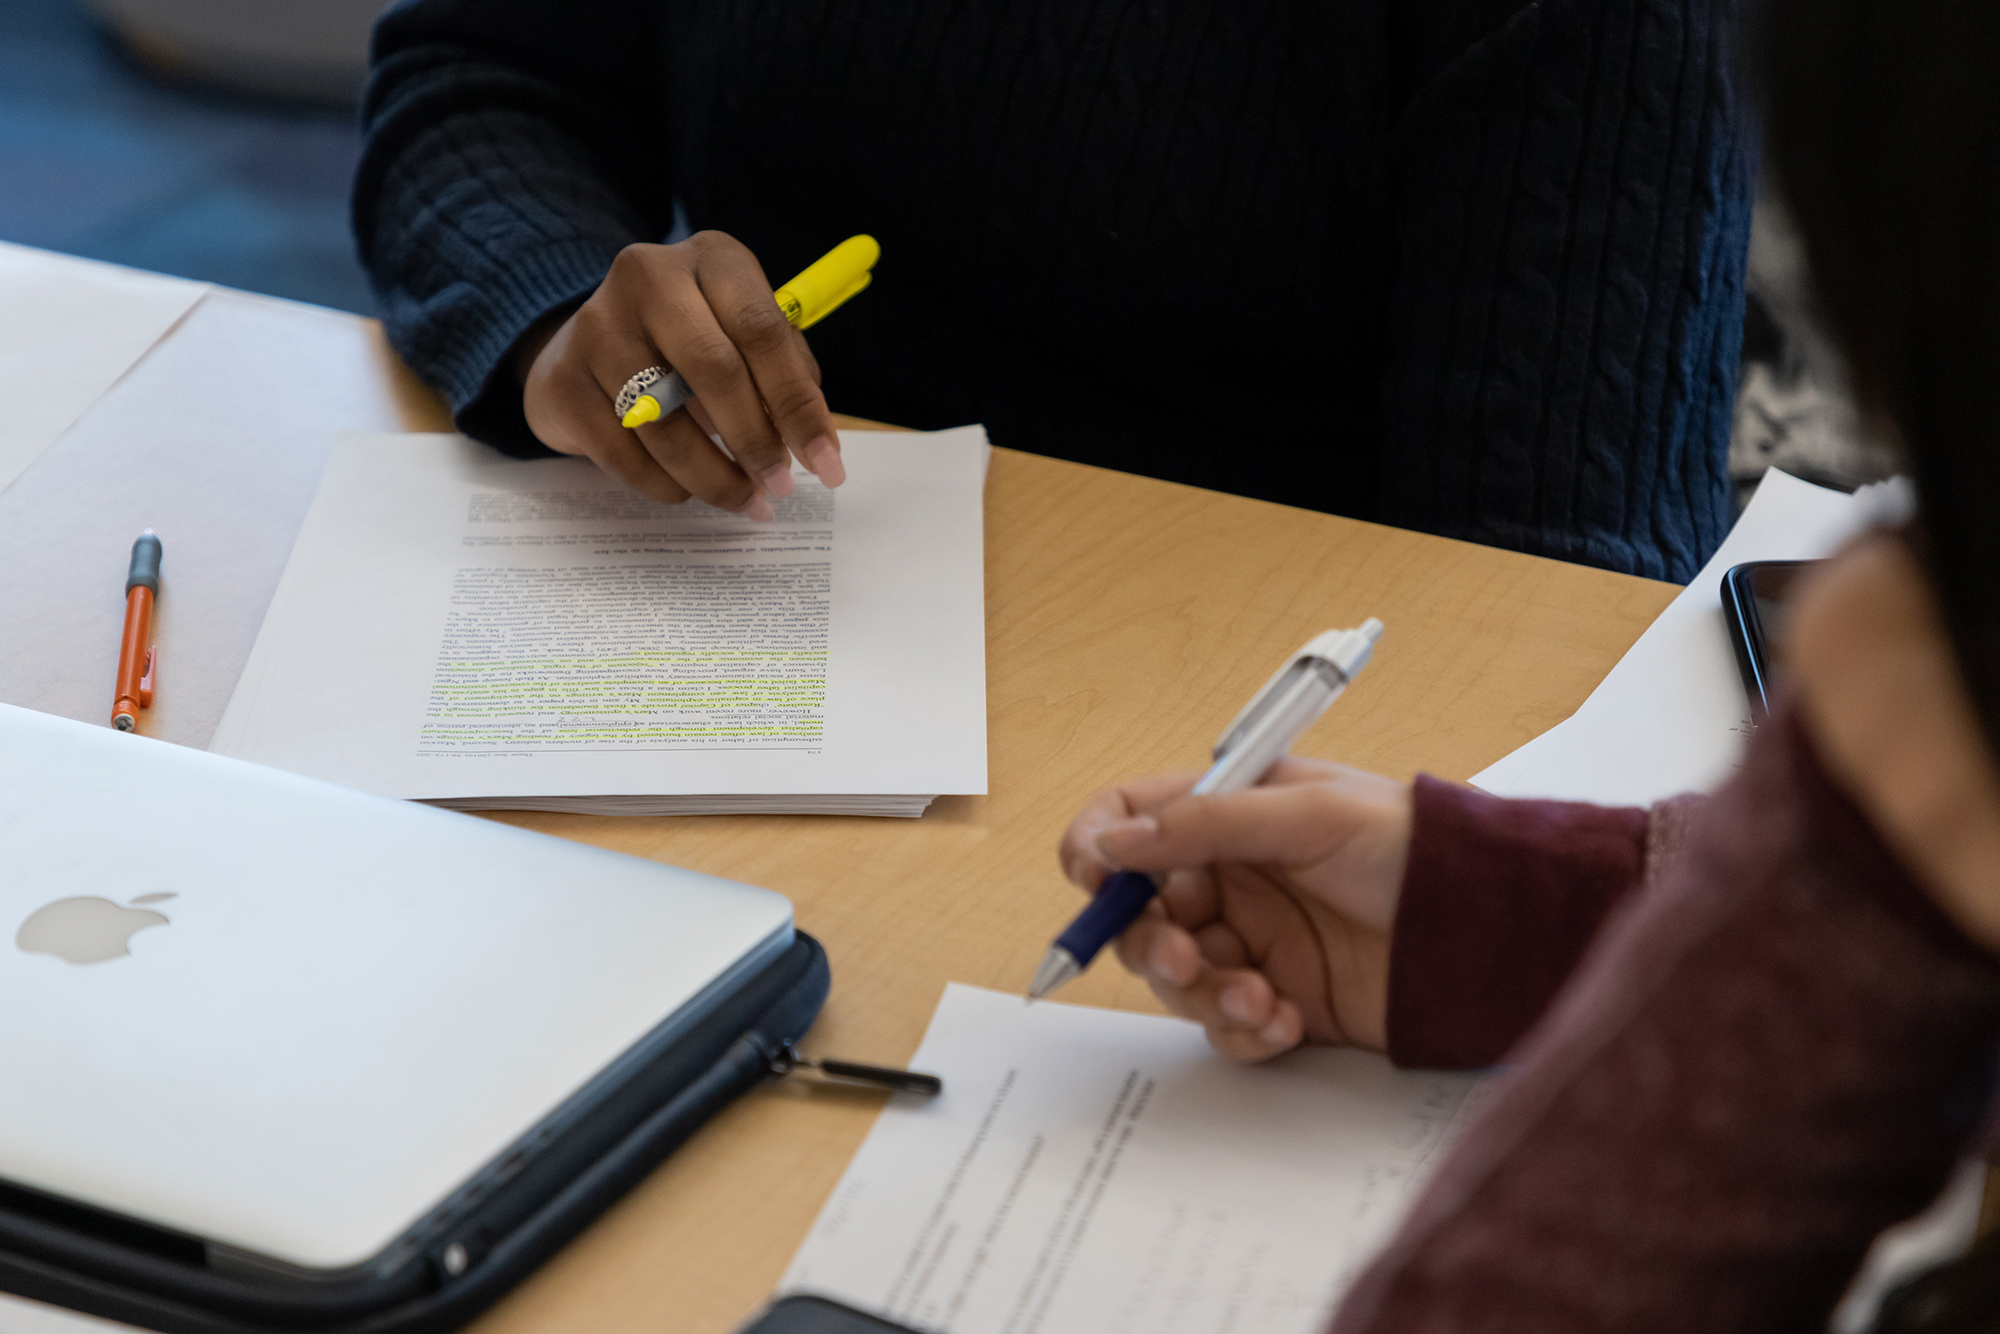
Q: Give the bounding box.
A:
[784,986,1483,1334]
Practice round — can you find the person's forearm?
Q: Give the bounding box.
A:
[511,310,568,387]
[1387,778,1685,1069]
[1341,709,2000,1332]
[355,0,670,454]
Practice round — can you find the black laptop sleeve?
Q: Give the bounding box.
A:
[0,931,830,1334]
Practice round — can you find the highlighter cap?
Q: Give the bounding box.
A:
[774,235,880,330]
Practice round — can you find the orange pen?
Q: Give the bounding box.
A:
[111,528,162,732]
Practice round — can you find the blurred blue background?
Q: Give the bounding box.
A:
[0,0,375,314]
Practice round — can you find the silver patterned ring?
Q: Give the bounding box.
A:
[614,365,670,419]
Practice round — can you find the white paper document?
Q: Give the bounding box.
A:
[0,243,208,494]
[1472,469,1911,806]
[0,292,435,749]
[784,985,1482,1334]
[0,1292,139,1334]
[211,429,988,816]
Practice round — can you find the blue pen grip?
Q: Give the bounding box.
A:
[1055,871,1160,968]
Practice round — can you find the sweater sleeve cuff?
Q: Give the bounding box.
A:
[396,236,617,458]
[1386,776,1650,1069]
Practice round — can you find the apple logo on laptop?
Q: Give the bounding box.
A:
[15,893,177,965]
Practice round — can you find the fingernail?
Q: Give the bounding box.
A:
[759,464,795,499]
[1093,815,1158,863]
[1149,936,1185,985]
[805,436,845,487]
[1258,1017,1292,1047]
[744,493,775,523]
[1220,986,1259,1025]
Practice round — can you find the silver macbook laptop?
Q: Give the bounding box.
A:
[0,702,792,1282]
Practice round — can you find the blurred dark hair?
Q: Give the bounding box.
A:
[1758,0,2000,756]
[1760,8,2000,1330]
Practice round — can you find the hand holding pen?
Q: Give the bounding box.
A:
[1039,622,1413,1062]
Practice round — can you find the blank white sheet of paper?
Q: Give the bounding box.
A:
[0,1292,140,1334]
[210,429,988,814]
[0,293,437,749]
[0,243,207,494]
[783,985,1481,1334]
[1471,469,1911,806]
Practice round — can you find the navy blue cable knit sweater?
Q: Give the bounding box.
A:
[355,0,1754,581]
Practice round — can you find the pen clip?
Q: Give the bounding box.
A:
[791,272,872,330]
[138,645,157,710]
[1212,621,1385,760]
[767,1040,943,1097]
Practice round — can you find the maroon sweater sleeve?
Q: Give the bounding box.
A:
[1333,704,2000,1333]
[1387,777,1653,1068]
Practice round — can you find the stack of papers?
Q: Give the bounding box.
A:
[210,429,989,817]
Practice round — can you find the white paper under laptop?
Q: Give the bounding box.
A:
[0,243,207,495]
[0,702,792,1274]
[210,428,989,817]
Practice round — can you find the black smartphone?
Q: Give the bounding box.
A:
[738,1295,921,1334]
[1721,560,1821,721]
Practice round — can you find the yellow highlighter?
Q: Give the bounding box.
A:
[620,234,880,429]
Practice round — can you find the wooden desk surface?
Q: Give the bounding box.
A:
[446,415,1679,1332]
[12,284,1677,1329]
[6,272,1959,1332]
[10,284,1677,1330]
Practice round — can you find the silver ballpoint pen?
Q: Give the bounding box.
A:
[1027,620,1386,1001]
